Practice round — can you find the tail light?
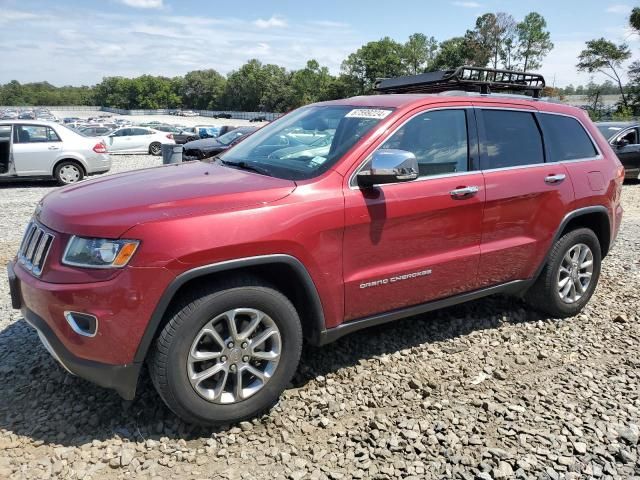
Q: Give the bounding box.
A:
[166,133,173,139]
[93,142,107,153]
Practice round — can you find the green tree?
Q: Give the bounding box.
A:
[631,7,640,33]
[515,12,553,71]
[290,60,334,107]
[341,37,408,94]
[403,33,438,74]
[466,12,516,69]
[432,37,476,70]
[577,38,631,107]
[182,69,226,110]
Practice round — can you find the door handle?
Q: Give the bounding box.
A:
[450,186,479,199]
[48,146,60,150]
[544,174,566,184]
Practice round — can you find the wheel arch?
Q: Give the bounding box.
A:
[133,254,326,364]
[532,206,611,284]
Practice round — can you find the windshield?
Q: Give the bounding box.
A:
[220,105,393,180]
[218,130,246,145]
[597,125,624,140]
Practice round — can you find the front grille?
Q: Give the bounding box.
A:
[18,221,54,277]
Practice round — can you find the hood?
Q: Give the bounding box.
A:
[184,138,221,150]
[37,161,296,238]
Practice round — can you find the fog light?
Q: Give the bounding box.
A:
[64,311,98,337]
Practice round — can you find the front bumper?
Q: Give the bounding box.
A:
[24,307,140,399]
[8,260,174,399]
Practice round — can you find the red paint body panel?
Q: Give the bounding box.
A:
[12,94,624,373]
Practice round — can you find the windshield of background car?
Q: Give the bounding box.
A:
[597,125,624,141]
[218,130,246,145]
[220,105,394,180]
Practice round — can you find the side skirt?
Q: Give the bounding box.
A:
[316,279,531,346]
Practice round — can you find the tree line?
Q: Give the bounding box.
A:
[1,11,554,112]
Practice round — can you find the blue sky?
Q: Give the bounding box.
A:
[1,0,638,87]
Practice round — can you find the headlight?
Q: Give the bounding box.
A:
[62,236,139,268]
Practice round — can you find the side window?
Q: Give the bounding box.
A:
[539,114,598,161]
[480,110,544,169]
[0,126,11,140]
[116,128,131,137]
[47,127,61,142]
[14,125,48,143]
[616,128,638,146]
[132,128,150,136]
[378,109,469,177]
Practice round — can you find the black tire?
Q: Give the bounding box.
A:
[525,228,601,318]
[54,160,84,185]
[186,136,196,143]
[149,142,162,156]
[148,277,302,425]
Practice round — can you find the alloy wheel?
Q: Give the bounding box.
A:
[187,308,281,404]
[557,243,594,304]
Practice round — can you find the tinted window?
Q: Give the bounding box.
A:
[0,126,11,139]
[540,114,598,161]
[378,109,468,177]
[481,110,544,169]
[131,128,151,135]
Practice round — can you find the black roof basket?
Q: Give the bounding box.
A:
[374,65,546,98]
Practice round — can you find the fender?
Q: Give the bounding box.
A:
[52,154,89,175]
[531,205,610,282]
[133,254,326,364]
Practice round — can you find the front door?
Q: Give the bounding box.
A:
[342,108,485,321]
[612,127,640,178]
[475,107,575,287]
[12,124,62,176]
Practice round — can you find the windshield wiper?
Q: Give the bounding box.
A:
[220,159,273,177]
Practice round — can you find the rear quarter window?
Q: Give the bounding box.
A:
[539,113,598,162]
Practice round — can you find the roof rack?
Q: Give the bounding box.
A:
[374,65,546,98]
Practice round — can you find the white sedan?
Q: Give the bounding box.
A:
[102,127,175,155]
[0,120,111,185]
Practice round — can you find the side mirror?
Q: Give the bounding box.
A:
[357,149,419,188]
[616,138,630,148]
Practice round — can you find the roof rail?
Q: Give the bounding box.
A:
[374,65,546,98]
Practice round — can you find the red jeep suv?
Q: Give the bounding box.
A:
[7,67,624,425]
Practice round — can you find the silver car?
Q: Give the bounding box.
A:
[0,120,111,185]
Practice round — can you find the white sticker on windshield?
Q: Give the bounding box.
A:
[345,109,392,120]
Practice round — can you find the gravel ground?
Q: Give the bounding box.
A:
[0,160,638,480]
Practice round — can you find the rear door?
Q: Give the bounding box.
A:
[475,107,575,287]
[12,124,62,176]
[342,107,485,320]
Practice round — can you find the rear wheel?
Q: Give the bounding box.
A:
[148,277,302,425]
[149,142,162,156]
[525,228,601,318]
[54,160,84,185]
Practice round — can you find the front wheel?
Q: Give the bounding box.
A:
[525,228,601,318]
[148,277,302,425]
[149,142,162,156]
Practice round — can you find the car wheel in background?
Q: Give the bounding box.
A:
[54,160,84,186]
[149,142,162,156]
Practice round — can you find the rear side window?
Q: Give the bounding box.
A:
[480,110,544,169]
[539,114,598,161]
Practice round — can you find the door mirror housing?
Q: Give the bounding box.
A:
[357,149,419,188]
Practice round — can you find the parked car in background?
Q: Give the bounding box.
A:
[150,125,199,144]
[213,113,233,119]
[596,121,640,180]
[79,126,113,137]
[177,110,198,117]
[0,120,110,184]
[218,125,238,136]
[18,111,35,120]
[181,125,220,139]
[182,126,257,161]
[102,127,175,155]
[250,116,267,122]
[63,117,81,124]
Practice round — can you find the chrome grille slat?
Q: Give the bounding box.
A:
[18,221,54,277]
